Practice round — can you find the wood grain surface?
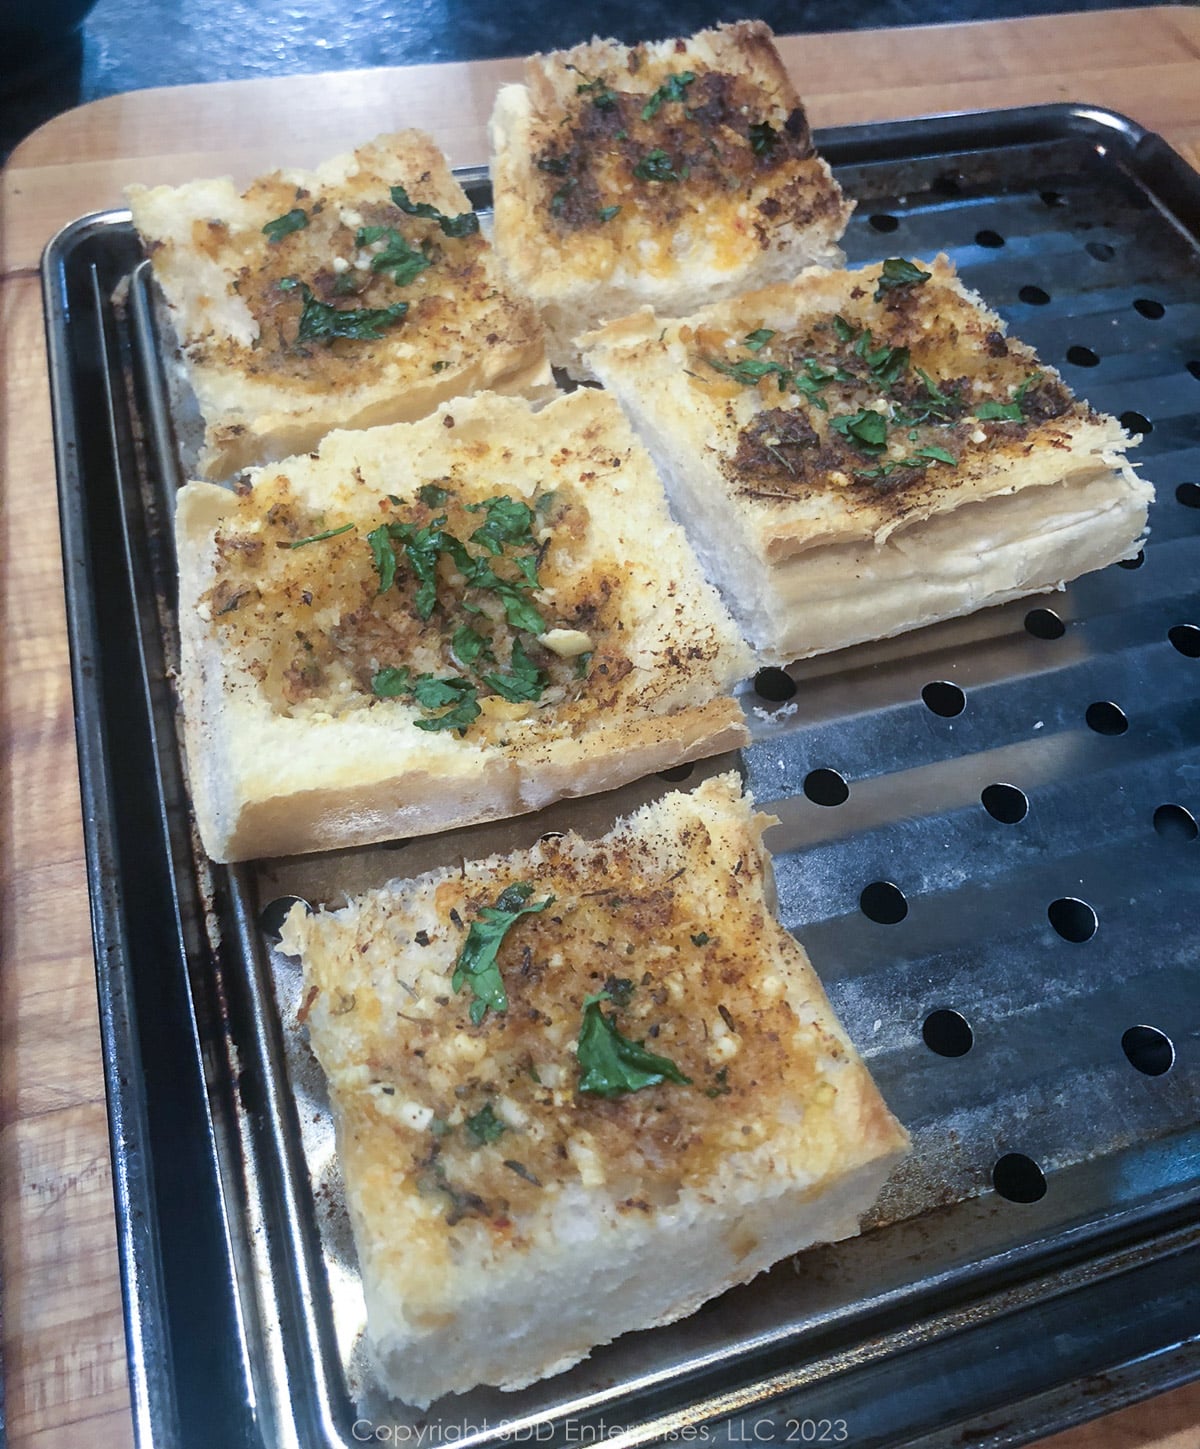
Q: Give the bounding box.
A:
[2,8,1198,1447]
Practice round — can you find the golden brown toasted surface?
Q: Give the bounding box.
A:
[136,132,542,397]
[287,776,891,1247]
[496,22,848,288]
[688,257,1086,529]
[196,390,748,747]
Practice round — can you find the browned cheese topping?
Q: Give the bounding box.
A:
[531,51,831,241]
[324,823,846,1233]
[691,261,1084,523]
[202,477,617,734]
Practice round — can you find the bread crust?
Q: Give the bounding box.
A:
[489,21,851,376]
[584,255,1154,660]
[280,773,909,1405]
[128,131,552,478]
[176,390,753,861]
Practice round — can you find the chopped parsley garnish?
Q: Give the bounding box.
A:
[641,71,695,121]
[916,444,958,465]
[853,445,958,482]
[295,284,408,344]
[536,155,572,176]
[451,624,491,666]
[550,179,577,216]
[463,1103,508,1145]
[705,1067,732,1098]
[865,341,910,387]
[482,637,547,703]
[596,205,621,224]
[262,208,308,243]
[744,328,776,352]
[975,372,1043,422]
[748,121,779,156]
[370,667,481,733]
[690,931,710,946]
[575,990,691,1098]
[281,522,354,549]
[831,408,889,453]
[832,314,858,343]
[389,183,480,238]
[873,257,933,301]
[467,495,536,554]
[603,976,635,1007]
[572,71,617,109]
[418,483,451,508]
[452,883,555,1026]
[355,225,431,287]
[706,353,838,410]
[633,149,687,183]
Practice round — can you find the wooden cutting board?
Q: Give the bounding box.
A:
[2,7,1199,1446]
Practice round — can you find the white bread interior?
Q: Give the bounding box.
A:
[584,258,1154,663]
[175,390,752,861]
[279,773,910,1406]
[128,131,552,478]
[489,22,851,377]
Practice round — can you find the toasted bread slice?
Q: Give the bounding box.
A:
[584,255,1154,662]
[128,132,551,478]
[175,389,752,861]
[489,21,851,377]
[279,773,909,1406]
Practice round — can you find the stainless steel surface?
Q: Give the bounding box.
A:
[44,106,1200,1449]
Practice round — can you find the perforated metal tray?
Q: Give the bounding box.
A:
[43,104,1200,1449]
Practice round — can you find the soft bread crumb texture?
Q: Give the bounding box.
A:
[128,131,551,478]
[176,389,752,861]
[279,773,910,1406]
[489,21,851,376]
[584,254,1154,661]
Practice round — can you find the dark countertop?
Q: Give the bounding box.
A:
[0,0,1172,164]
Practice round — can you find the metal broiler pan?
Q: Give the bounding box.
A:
[42,104,1200,1449]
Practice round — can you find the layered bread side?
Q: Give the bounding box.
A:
[175,389,752,861]
[129,131,551,478]
[279,773,910,1406]
[489,21,851,377]
[584,255,1153,663]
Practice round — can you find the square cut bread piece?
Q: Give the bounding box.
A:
[584,254,1154,664]
[176,389,753,862]
[489,21,851,378]
[278,772,910,1406]
[127,131,551,479]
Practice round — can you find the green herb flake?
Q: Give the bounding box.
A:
[690,931,710,947]
[282,522,354,549]
[467,495,536,554]
[277,275,301,291]
[574,651,592,679]
[744,328,776,352]
[550,178,578,216]
[748,121,778,156]
[573,73,617,110]
[463,1103,508,1146]
[536,155,572,176]
[367,523,398,593]
[262,208,309,243]
[596,205,621,224]
[576,990,692,1098]
[831,408,889,453]
[915,445,957,465]
[482,637,547,704]
[633,148,685,183]
[356,225,432,287]
[867,342,910,388]
[371,665,413,697]
[832,314,859,343]
[974,399,1023,422]
[874,257,933,301]
[641,71,695,121]
[431,360,450,373]
[452,882,555,1025]
[389,183,480,238]
[705,1066,731,1099]
[295,283,409,344]
[604,976,635,1007]
[417,483,451,508]
[452,624,491,666]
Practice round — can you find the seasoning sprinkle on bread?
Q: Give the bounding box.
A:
[489,21,851,377]
[279,773,910,1405]
[175,389,752,861]
[128,131,551,478]
[584,255,1154,662]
